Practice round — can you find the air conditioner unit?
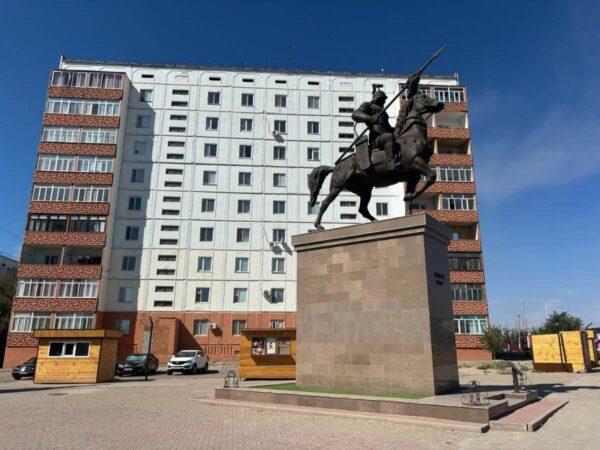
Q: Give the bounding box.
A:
[263,290,271,299]
[269,241,278,249]
[272,130,279,137]
[208,323,218,330]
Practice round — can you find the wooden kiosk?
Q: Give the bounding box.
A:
[239,328,296,379]
[33,329,123,383]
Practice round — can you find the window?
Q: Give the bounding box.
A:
[273,173,286,187]
[115,319,131,335]
[70,72,87,87]
[156,269,175,276]
[274,120,286,133]
[37,155,75,172]
[233,290,247,305]
[451,284,485,301]
[271,288,284,303]
[438,166,473,182]
[31,184,70,202]
[121,256,136,271]
[140,89,153,102]
[273,201,286,214]
[341,214,357,219]
[197,256,212,272]
[141,74,154,79]
[118,287,133,303]
[339,133,354,139]
[171,101,188,107]
[454,315,488,334]
[340,201,356,207]
[441,194,476,211]
[449,253,482,271]
[232,319,246,335]
[157,255,177,261]
[238,172,252,186]
[241,93,254,106]
[103,73,123,89]
[270,320,285,329]
[204,143,217,157]
[128,196,142,211]
[236,228,250,243]
[339,107,354,113]
[58,279,98,298]
[155,286,173,293]
[238,200,251,213]
[164,181,182,187]
[239,145,252,158]
[170,114,187,121]
[207,91,220,105]
[130,169,145,183]
[16,279,57,297]
[275,80,287,84]
[307,201,320,215]
[166,153,184,160]
[235,257,249,273]
[206,117,219,130]
[168,141,185,147]
[273,146,286,160]
[339,121,354,127]
[308,81,320,86]
[163,196,180,203]
[193,319,209,335]
[275,94,287,107]
[307,121,320,134]
[77,156,113,173]
[125,226,139,241]
[80,128,117,144]
[161,209,179,216]
[55,312,94,330]
[154,300,173,307]
[67,215,104,233]
[169,126,186,133]
[307,96,320,109]
[72,185,110,202]
[11,312,51,332]
[28,214,68,232]
[172,89,189,95]
[48,342,90,357]
[376,202,389,216]
[199,228,214,242]
[201,198,215,212]
[307,147,320,161]
[240,118,253,131]
[159,239,178,245]
[272,229,286,243]
[339,96,354,102]
[41,126,78,143]
[161,225,179,231]
[45,98,83,115]
[203,170,217,185]
[136,115,151,129]
[195,287,210,303]
[271,258,285,273]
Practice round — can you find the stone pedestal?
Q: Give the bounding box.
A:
[292,214,459,396]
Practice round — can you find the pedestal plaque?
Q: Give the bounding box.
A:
[292,214,459,396]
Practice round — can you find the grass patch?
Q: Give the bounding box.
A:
[253,383,426,399]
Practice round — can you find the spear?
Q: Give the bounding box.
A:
[335,46,446,165]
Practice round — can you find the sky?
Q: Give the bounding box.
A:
[0,0,598,328]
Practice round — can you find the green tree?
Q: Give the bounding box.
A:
[481,325,505,359]
[537,311,583,334]
[0,270,17,365]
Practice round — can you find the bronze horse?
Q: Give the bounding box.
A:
[308,91,444,230]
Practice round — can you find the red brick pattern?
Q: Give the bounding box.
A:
[43,113,119,128]
[428,127,470,140]
[24,231,106,246]
[12,297,98,312]
[448,240,481,252]
[39,142,117,156]
[413,210,478,224]
[440,102,468,112]
[450,270,485,283]
[6,332,38,347]
[429,153,473,166]
[34,171,113,185]
[455,334,484,348]
[48,86,123,100]
[17,264,102,279]
[452,301,488,315]
[29,201,110,215]
[417,181,476,194]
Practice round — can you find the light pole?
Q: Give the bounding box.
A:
[144,317,154,381]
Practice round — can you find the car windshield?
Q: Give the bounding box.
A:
[174,351,196,358]
[125,354,148,362]
[25,358,36,365]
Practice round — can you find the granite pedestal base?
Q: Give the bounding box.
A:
[291,215,459,396]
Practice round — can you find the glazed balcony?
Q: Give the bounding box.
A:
[402,85,467,112]
[19,245,102,279]
[43,113,120,128]
[48,70,124,100]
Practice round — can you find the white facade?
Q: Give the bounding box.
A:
[59,60,459,316]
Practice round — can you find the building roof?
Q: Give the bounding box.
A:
[61,56,459,81]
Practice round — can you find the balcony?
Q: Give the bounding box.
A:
[48,70,124,101]
[18,263,101,279]
[452,300,488,316]
[450,270,485,284]
[448,239,481,252]
[402,85,467,112]
[19,246,102,279]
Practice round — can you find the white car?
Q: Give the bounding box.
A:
[167,349,209,375]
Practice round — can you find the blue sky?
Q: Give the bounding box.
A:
[1,0,598,328]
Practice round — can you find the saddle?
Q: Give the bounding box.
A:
[356,135,391,175]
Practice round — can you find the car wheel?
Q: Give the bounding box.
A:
[191,364,197,375]
[12,374,21,380]
[202,362,209,373]
[167,370,173,376]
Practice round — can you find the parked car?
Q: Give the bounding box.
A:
[167,349,208,375]
[12,357,36,380]
[116,353,159,376]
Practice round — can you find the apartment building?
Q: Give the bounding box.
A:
[3,57,490,367]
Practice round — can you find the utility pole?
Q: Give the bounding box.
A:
[144,317,154,381]
[517,314,522,352]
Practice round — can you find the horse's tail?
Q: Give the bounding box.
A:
[308,165,334,207]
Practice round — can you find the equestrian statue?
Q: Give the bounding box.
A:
[308,47,446,231]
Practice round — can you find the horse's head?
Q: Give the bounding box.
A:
[413,91,444,115]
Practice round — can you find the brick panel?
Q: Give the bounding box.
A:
[47,86,123,100]
[452,301,488,315]
[12,297,98,312]
[18,264,102,279]
[441,102,468,112]
[450,270,485,283]
[29,201,110,215]
[24,231,106,246]
[34,171,113,185]
[413,210,478,224]
[429,153,473,166]
[43,114,119,128]
[428,127,470,140]
[455,334,484,349]
[417,181,476,194]
[448,239,481,252]
[38,142,117,156]
[6,332,38,347]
